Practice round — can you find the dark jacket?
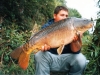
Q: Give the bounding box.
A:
[41,19,80,54]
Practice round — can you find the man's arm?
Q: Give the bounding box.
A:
[70,33,82,52]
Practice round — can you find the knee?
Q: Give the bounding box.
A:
[74,53,87,68]
[69,54,88,74]
[75,53,86,61]
[34,51,43,62]
[34,51,52,64]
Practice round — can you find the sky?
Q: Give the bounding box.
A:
[66,0,99,20]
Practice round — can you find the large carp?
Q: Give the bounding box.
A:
[10,17,93,70]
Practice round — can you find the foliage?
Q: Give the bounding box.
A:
[81,34,100,75]
[68,8,82,18]
[93,18,100,46]
[0,0,65,31]
[0,23,35,74]
[97,0,100,17]
[88,18,100,75]
[81,5,100,74]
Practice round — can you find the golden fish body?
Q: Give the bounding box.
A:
[10,17,93,70]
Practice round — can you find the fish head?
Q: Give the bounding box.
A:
[72,17,93,33]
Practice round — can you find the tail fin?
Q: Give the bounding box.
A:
[10,46,23,60]
[18,52,30,70]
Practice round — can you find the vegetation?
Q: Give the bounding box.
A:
[82,1,100,75]
[68,8,82,18]
[0,0,100,75]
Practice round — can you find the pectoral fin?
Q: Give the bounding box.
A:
[57,44,64,55]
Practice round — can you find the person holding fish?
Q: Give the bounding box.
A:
[34,6,89,75]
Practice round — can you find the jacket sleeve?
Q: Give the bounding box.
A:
[41,22,50,29]
[41,19,54,29]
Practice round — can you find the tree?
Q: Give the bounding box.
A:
[1,0,65,31]
[68,8,82,18]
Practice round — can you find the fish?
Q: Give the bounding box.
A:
[10,17,93,70]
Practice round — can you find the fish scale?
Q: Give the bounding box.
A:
[30,18,70,42]
[29,18,72,47]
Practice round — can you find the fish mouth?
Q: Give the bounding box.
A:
[88,22,94,28]
[87,23,93,28]
[85,21,93,28]
[76,23,93,33]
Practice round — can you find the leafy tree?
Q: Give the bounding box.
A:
[93,18,100,45]
[68,8,82,18]
[1,0,65,31]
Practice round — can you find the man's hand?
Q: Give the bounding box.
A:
[41,44,50,51]
[73,35,79,41]
[73,32,83,42]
